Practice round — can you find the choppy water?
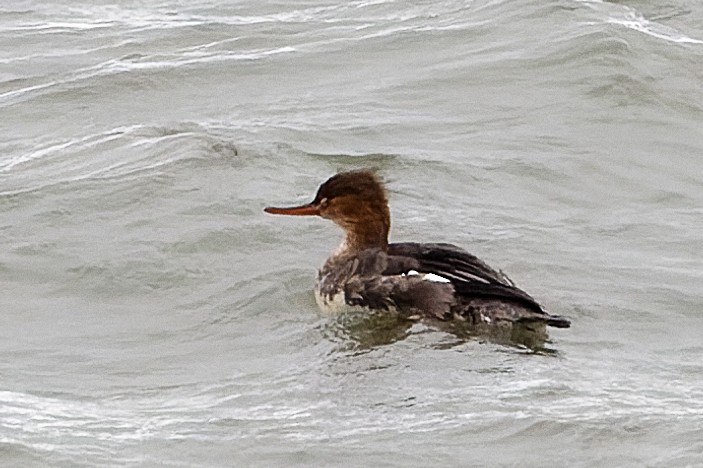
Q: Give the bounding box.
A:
[2,0,703,466]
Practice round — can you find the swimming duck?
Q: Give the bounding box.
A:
[265,169,570,341]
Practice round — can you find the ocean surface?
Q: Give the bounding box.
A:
[2,0,702,466]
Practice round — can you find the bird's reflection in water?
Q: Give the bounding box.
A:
[321,309,560,354]
[322,310,413,351]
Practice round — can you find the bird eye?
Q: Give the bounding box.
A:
[319,197,329,208]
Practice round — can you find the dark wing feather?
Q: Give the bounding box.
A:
[386,242,546,314]
[387,242,510,285]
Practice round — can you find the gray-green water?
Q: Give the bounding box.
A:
[2,1,702,466]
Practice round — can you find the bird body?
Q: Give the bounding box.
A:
[265,170,570,343]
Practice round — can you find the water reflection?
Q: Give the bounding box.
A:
[321,309,560,354]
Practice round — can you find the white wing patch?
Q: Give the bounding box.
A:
[423,273,451,283]
[402,270,451,283]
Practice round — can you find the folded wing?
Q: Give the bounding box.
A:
[385,242,547,314]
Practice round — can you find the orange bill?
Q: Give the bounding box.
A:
[264,202,320,216]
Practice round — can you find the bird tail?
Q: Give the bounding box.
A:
[544,313,571,328]
[518,312,571,329]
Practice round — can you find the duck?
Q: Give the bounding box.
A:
[264,169,570,343]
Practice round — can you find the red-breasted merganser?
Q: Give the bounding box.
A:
[265,169,570,340]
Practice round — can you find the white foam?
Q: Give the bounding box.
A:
[607,12,703,44]
[579,0,703,45]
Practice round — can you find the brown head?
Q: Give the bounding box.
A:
[264,169,391,253]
